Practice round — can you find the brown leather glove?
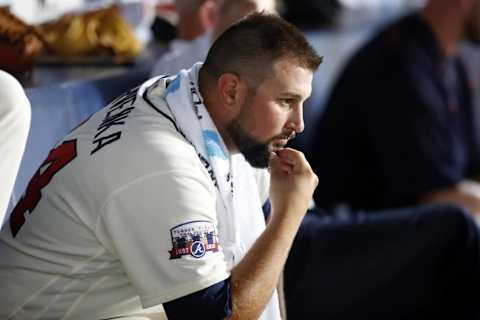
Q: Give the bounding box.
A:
[0,7,44,75]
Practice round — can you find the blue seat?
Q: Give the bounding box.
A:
[7,67,151,216]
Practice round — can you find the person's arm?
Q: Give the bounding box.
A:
[420,180,480,217]
[98,146,316,318]
[228,148,318,319]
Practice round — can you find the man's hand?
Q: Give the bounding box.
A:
[420,180,480,222]
[269,148,318,221]
[228,148,318,319]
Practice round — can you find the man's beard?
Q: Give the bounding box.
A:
[228,119,271,168]
[227,117,295,168]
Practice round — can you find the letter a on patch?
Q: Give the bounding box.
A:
[169,220,219,259]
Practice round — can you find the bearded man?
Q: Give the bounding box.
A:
[0,13,321,319]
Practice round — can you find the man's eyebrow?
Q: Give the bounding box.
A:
[279,92,303,100]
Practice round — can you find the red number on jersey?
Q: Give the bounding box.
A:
[10,140,77,237]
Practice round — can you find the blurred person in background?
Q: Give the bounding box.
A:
[174,0,217,41]
[0,70,30,225]
[151,0,276,77]
[150,0,217,76]
[307,0,480,215]
[283,0,480,318]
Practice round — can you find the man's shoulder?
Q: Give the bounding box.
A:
[343,14,421,74]
[64,77,204,184]
[327,16,422,104]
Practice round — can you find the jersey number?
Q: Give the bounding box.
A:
[10,140,77,237]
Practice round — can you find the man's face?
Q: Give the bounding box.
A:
[465,0,480,44]
[227,58,313,168]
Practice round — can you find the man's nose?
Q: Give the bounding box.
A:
[290,106,304,133]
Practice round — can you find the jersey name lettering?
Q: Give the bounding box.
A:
[91,88,137,155]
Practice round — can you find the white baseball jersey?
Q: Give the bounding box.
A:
[0,70,30,224]
[0,77,272,319]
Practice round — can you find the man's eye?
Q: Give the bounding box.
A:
[279,99,293,108]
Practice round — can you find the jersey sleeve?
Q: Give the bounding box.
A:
[95,169,230,308]
[163,278,232,319]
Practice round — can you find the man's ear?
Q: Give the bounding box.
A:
[198,0,218,30]
[217,73,246,110]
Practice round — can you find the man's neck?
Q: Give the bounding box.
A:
[421,5,463,58]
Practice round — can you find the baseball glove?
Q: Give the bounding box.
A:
[0,7,44,74]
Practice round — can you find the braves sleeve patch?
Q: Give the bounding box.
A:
[169,220,220,259]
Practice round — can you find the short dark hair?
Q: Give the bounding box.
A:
[201,12,322,86]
